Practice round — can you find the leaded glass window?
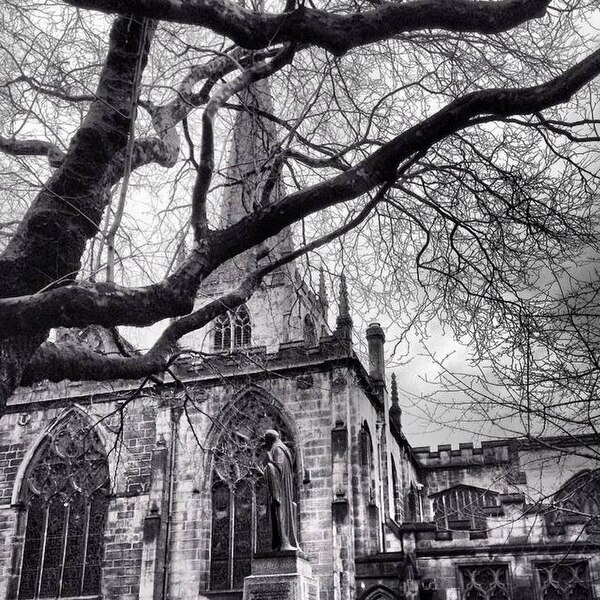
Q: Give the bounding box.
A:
[459,565,511,600]
[209,396,296,591]
[537,561,592,600]
[214,313,231,352]
[213,305,251,351]
[18,411,109,600]
[232,305,251,348]
[432,485,499,531]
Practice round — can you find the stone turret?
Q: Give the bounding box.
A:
[366,323,385,383]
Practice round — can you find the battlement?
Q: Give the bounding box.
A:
[412,440,514,468]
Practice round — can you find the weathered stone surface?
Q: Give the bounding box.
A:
[243,553,318,600]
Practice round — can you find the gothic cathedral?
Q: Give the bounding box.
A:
[0,82,599,600]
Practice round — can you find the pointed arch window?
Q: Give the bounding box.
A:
[232,305,252,348]
[17,411,109,600]
[213,305,251,351]
[209,396,297,591]
[214,313,231,352]
[545,469,600,534]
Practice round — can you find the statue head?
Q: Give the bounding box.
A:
[263,429,279,448]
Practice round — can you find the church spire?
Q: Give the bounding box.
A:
[218,81,293,278]
[335,272,353,340]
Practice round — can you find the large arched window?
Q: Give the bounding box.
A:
[213,305,252,351]
[17,411,109,600]
[209,395,296,591]
[546,469,600,533]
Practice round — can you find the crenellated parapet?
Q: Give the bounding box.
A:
[413,441,514,469]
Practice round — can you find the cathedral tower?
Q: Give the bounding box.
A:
[183,80,328,353]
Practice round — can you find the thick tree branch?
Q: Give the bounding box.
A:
[0,135,65,167]
[0,16,155,409]
[210,46,600,266]
[62,0,551,55]
[22,186,383,383]
[2,47,600,336]
[0,16,155,298]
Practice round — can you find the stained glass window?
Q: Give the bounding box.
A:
[209,396,296,590]
[431,485,499,531]
[17,411,109,599]
[459,565,511,600]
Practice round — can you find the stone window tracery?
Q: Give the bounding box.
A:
[536,561,592,600]
[213,305,252,351]
[546,470,600,533]
[432,485,499,531]
[209,396,296,591]
[17,411,109,600]
[233,304,252,348]
[459,565,511,600]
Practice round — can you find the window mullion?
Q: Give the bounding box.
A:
[57,502,71,598]
[228,486,235,590]
[35,504,50,600]
[79,500,91,596]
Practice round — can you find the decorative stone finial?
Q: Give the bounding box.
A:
[389,373,402,431]
[319,267,329,315]
[335,273,353,341]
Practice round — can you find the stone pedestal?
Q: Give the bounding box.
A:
[243,551,319,600]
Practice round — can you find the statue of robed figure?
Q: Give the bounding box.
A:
[262,429,300,552]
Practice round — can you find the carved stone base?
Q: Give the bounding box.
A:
[242,551,319,600]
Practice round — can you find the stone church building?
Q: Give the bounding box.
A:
[0,82,599,600]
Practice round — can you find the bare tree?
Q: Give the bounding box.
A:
[1,0,600,424]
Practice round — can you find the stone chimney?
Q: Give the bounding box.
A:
[366,322,385,383]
